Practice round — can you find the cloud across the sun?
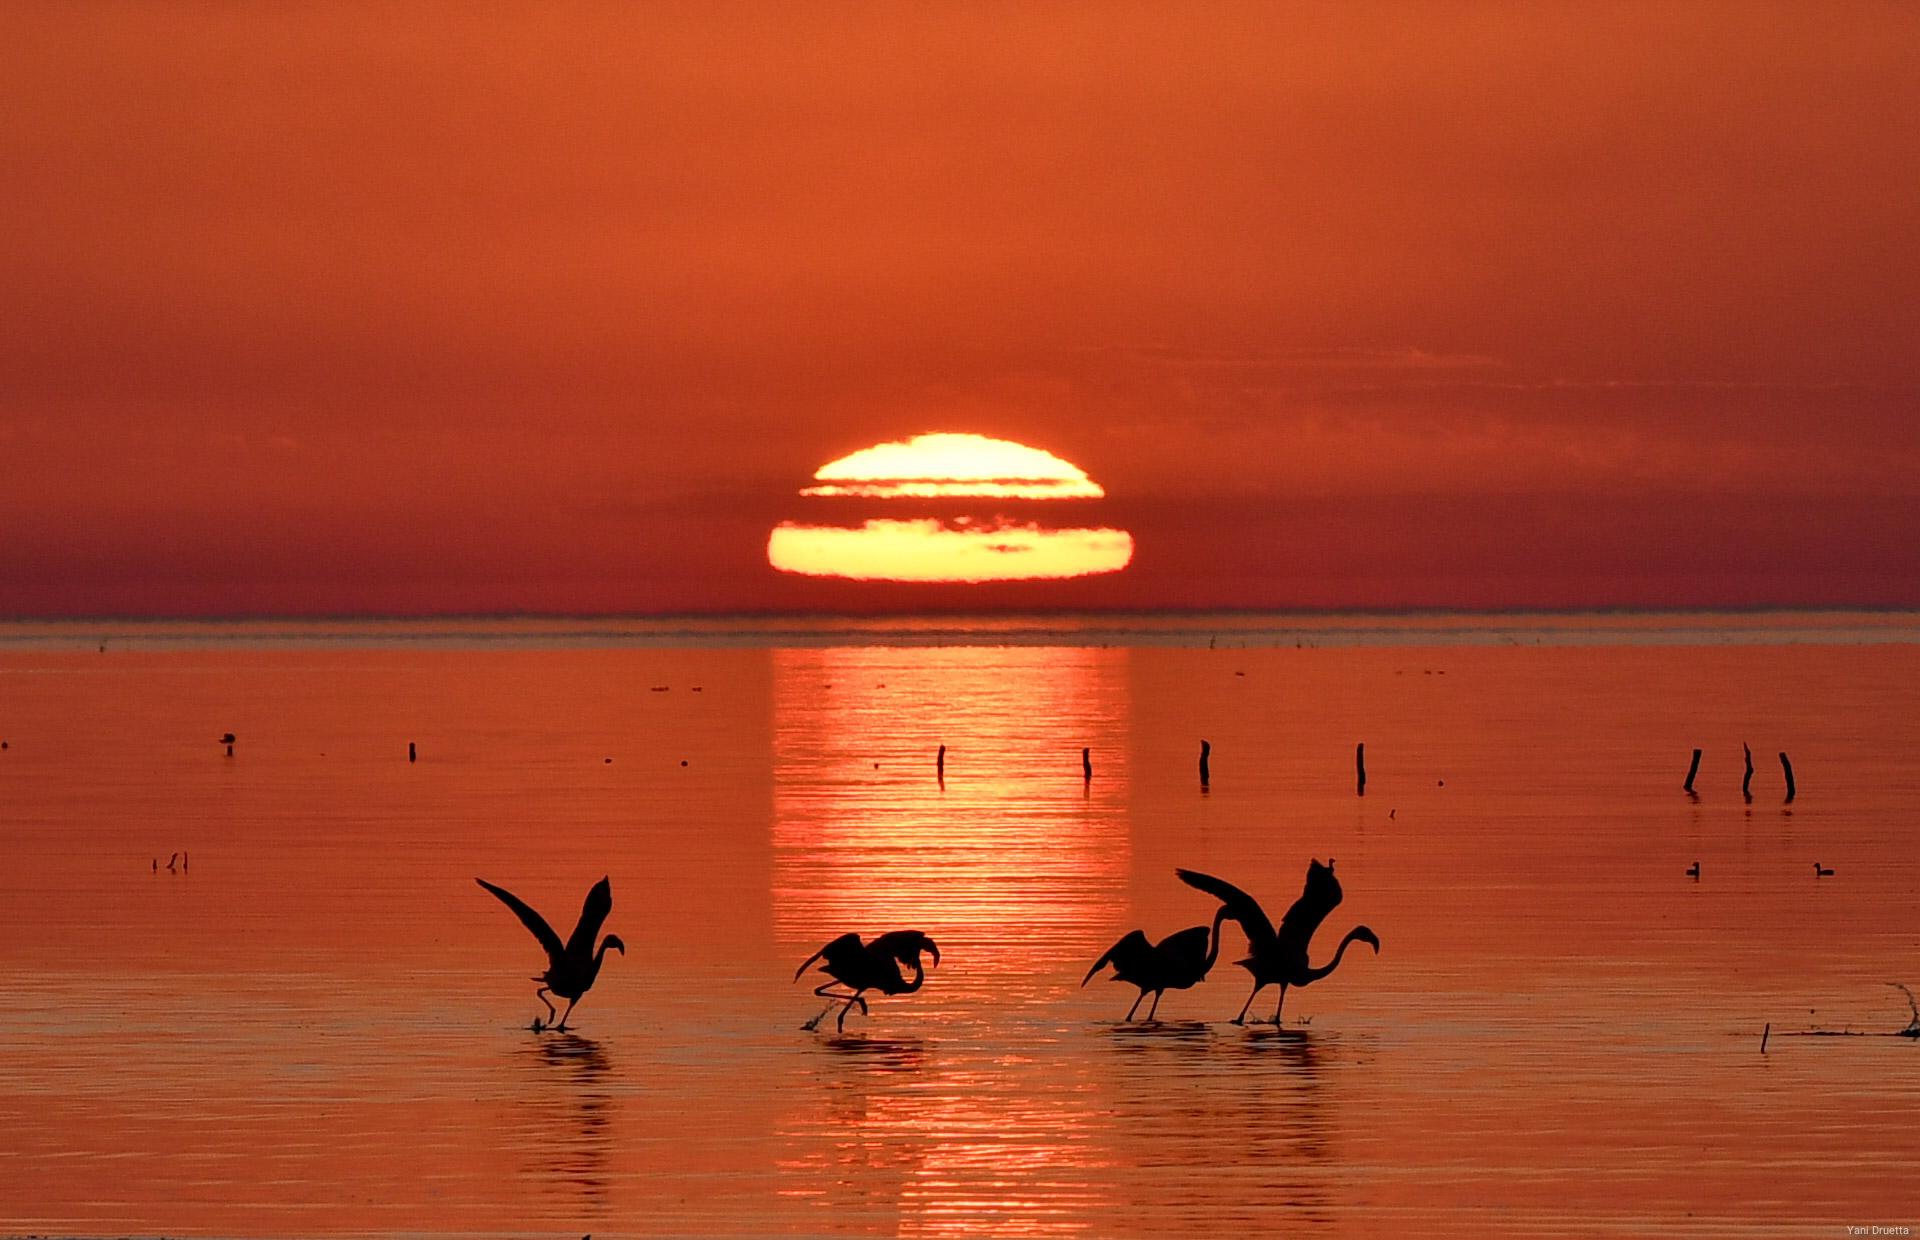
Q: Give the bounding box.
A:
[769,433,1133,582]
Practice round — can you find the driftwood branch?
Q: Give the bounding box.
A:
[1769,983,1920,1043]
[1779,751,1796,803]
[1684,747,1701,795]
[1742,742,1754,802]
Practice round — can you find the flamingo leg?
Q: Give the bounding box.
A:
[806,985,868,1032]
[533,987,558,1027]
[554,996,578,1031]
[1271,984,1287,1025]
[1232,982,1264,1025]
[1147,991,1163,1020]
[1124,991,1144,1021]
[835,989,870,1033]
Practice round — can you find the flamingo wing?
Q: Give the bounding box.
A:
[1157,925,1213,969]
[1176,868,1275,945]
[1084,929,1153,986]
[794,931,866,981]
[1277,860,1343,949]
[870,929,940,969]
[476,879,565,967]
[564,876,613,958]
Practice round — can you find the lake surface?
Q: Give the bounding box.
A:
[2,615,1917,1236]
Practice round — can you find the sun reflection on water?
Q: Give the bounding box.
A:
[771,645,1132,962]
[770,646,1138,1233]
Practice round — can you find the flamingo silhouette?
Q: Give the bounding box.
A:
[476,876,625,1031]
[1083,907,1229,1021]
[794,931,939,1032]
[1178,860,1380,1025]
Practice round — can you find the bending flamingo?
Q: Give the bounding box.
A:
[1083,906,1229,1021]
[794,931,939,1032]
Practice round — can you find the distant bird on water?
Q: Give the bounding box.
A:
[1686,861,1701,880]
[1084,906,1229,1021]
[1814,862,1835,877]
[476,876,624,1032]
[794,931,940,1033]
[1179,860,1380,1025]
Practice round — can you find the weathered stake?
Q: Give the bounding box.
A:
[408,741,417,764]
[936,744,945,785]
[1683,747,1702,794]
[1199,739,1211,789]
[1742,742,1754,803]
[1780,751,1796,803]
[1356,742,1367,797]
[1761,1022,1770,1054]
[1082,747,1093,782]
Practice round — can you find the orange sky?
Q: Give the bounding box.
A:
[2,3,1916,615]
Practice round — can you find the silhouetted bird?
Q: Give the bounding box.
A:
[794,931,939,1033]
[1814,862,1834,877]
[1686,861,1701,879]
[1083,907,1229,1021]
[1178,860,1380,1025]
[476,876,625,1032]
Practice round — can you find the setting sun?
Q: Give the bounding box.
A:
[799,433,1105,499]
[769,433,1134,582]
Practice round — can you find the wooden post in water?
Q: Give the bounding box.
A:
[1780,751,1796,803]
[1356,742,1367,797]
[1082,747,1093,783]
[1198,739,1211,789]
[1684,748,1702,794]
[936,744,945,785]
[1742,743,1754,802]
[408,741,417,764]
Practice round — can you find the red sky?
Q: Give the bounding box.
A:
[3,3,1917,615]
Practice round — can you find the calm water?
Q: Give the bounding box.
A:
[1,618,1917,1235]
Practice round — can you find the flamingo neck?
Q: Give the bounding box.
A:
[898,959,926,993]
[1204,906,1228,973]
[1305,928,1372,982]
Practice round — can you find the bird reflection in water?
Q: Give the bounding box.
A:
[775,1036,930,1226]
[1102,1027,1337,1221]
[515,1033,615,1212]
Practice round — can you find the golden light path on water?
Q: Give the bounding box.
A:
[771,647,1138,1234]
[769,433,1135,582]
